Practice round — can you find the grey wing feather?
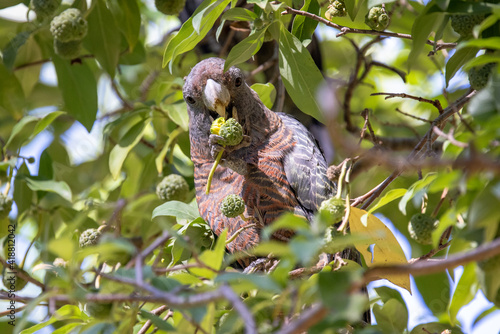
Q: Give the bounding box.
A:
[278,113,336,213]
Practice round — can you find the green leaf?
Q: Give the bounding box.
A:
[164,102,189,131]
[373,298,408,333]
[139,310,176,331]
[13,162,33,216]
[220,7,257,21]
[448,263,478,325]
[291,0,320,43]
[216,272,282,293]
[408,12,442,71]
[367,188,407,214]
[278,23,326,123]
[84,0,121,77]
[20,305,83,334]
[4,115,38,151]
[318,270,367,321]
[414,271,450,315]
[13,35,42,97]
[458,37,500,50]
[0,62,25,118]
[216,7,258,40]
[152,201,201,221]
[188,229,227,278]
[2,31,30,71]
[24,178,73,202]
[250,83,276,109]
[108,0,141,50]
[109,118,149,179]
[163,0,231,71]
[0,0,22,9]
[224,27,267,71]
[463,54,500,71]
[262,213,309,240]
[48,237,76,261]
[33,111,66,138]
[52,56,98,131]
[398,173,438,215]
[445,47,479,86]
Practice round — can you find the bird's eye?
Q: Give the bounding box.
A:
[186,96,196,104]
[235,77,242,87]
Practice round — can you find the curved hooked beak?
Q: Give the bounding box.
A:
[202,79,230,119]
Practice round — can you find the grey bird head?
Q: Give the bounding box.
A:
[183,58,270,143]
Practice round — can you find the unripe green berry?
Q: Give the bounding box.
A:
[325,0,346,20]
[156,174,189,202]
[220,194,245,218]
[154,0,186,15]
[468,63,496,91]
[408,213,438,245]
[54,39,82,59]
[450,14,486,39]
[79,228,101,248]
[0,194,13,219]
[219,118,243,146]
[32,0,61,21]
[319,197,346,223]
[365,6,389,31]
[50,8,88,42]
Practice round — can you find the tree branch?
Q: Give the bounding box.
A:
[363,237,500,285]
[281,7,456,51]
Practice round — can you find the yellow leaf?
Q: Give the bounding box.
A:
[349,207,411,293]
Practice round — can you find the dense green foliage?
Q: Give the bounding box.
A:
[1,0,500,333]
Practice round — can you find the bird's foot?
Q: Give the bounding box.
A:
[243,256,279,274]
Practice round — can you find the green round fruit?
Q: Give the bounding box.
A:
[219,118,243,146]
[50,8,88,42]
[408,213,439,245]
[154,0,186,15]
[79,228,101,248]
[365,6,389,31]
[54,39,81,59]
[450,14,486,38]
[0,194,13,219]
[220,194,245,218]
[468,63,496,91]
[2,265,28,291]
[32,0,61,21]
[319,197,346,223]
[156,174,189,202]
[325,0,346,20]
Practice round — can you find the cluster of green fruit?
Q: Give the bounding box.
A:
[324,2,390,32]
[79,227,133,266]
[31,0,88,59]
[0,194,13,219]
[154,0,186,16]
[325,0,347,20]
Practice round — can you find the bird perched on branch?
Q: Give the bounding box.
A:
[183,58,335,266]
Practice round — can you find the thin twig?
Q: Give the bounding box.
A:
[371,92,443,112]
[138,305,169,334]
[432,126,468,148]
